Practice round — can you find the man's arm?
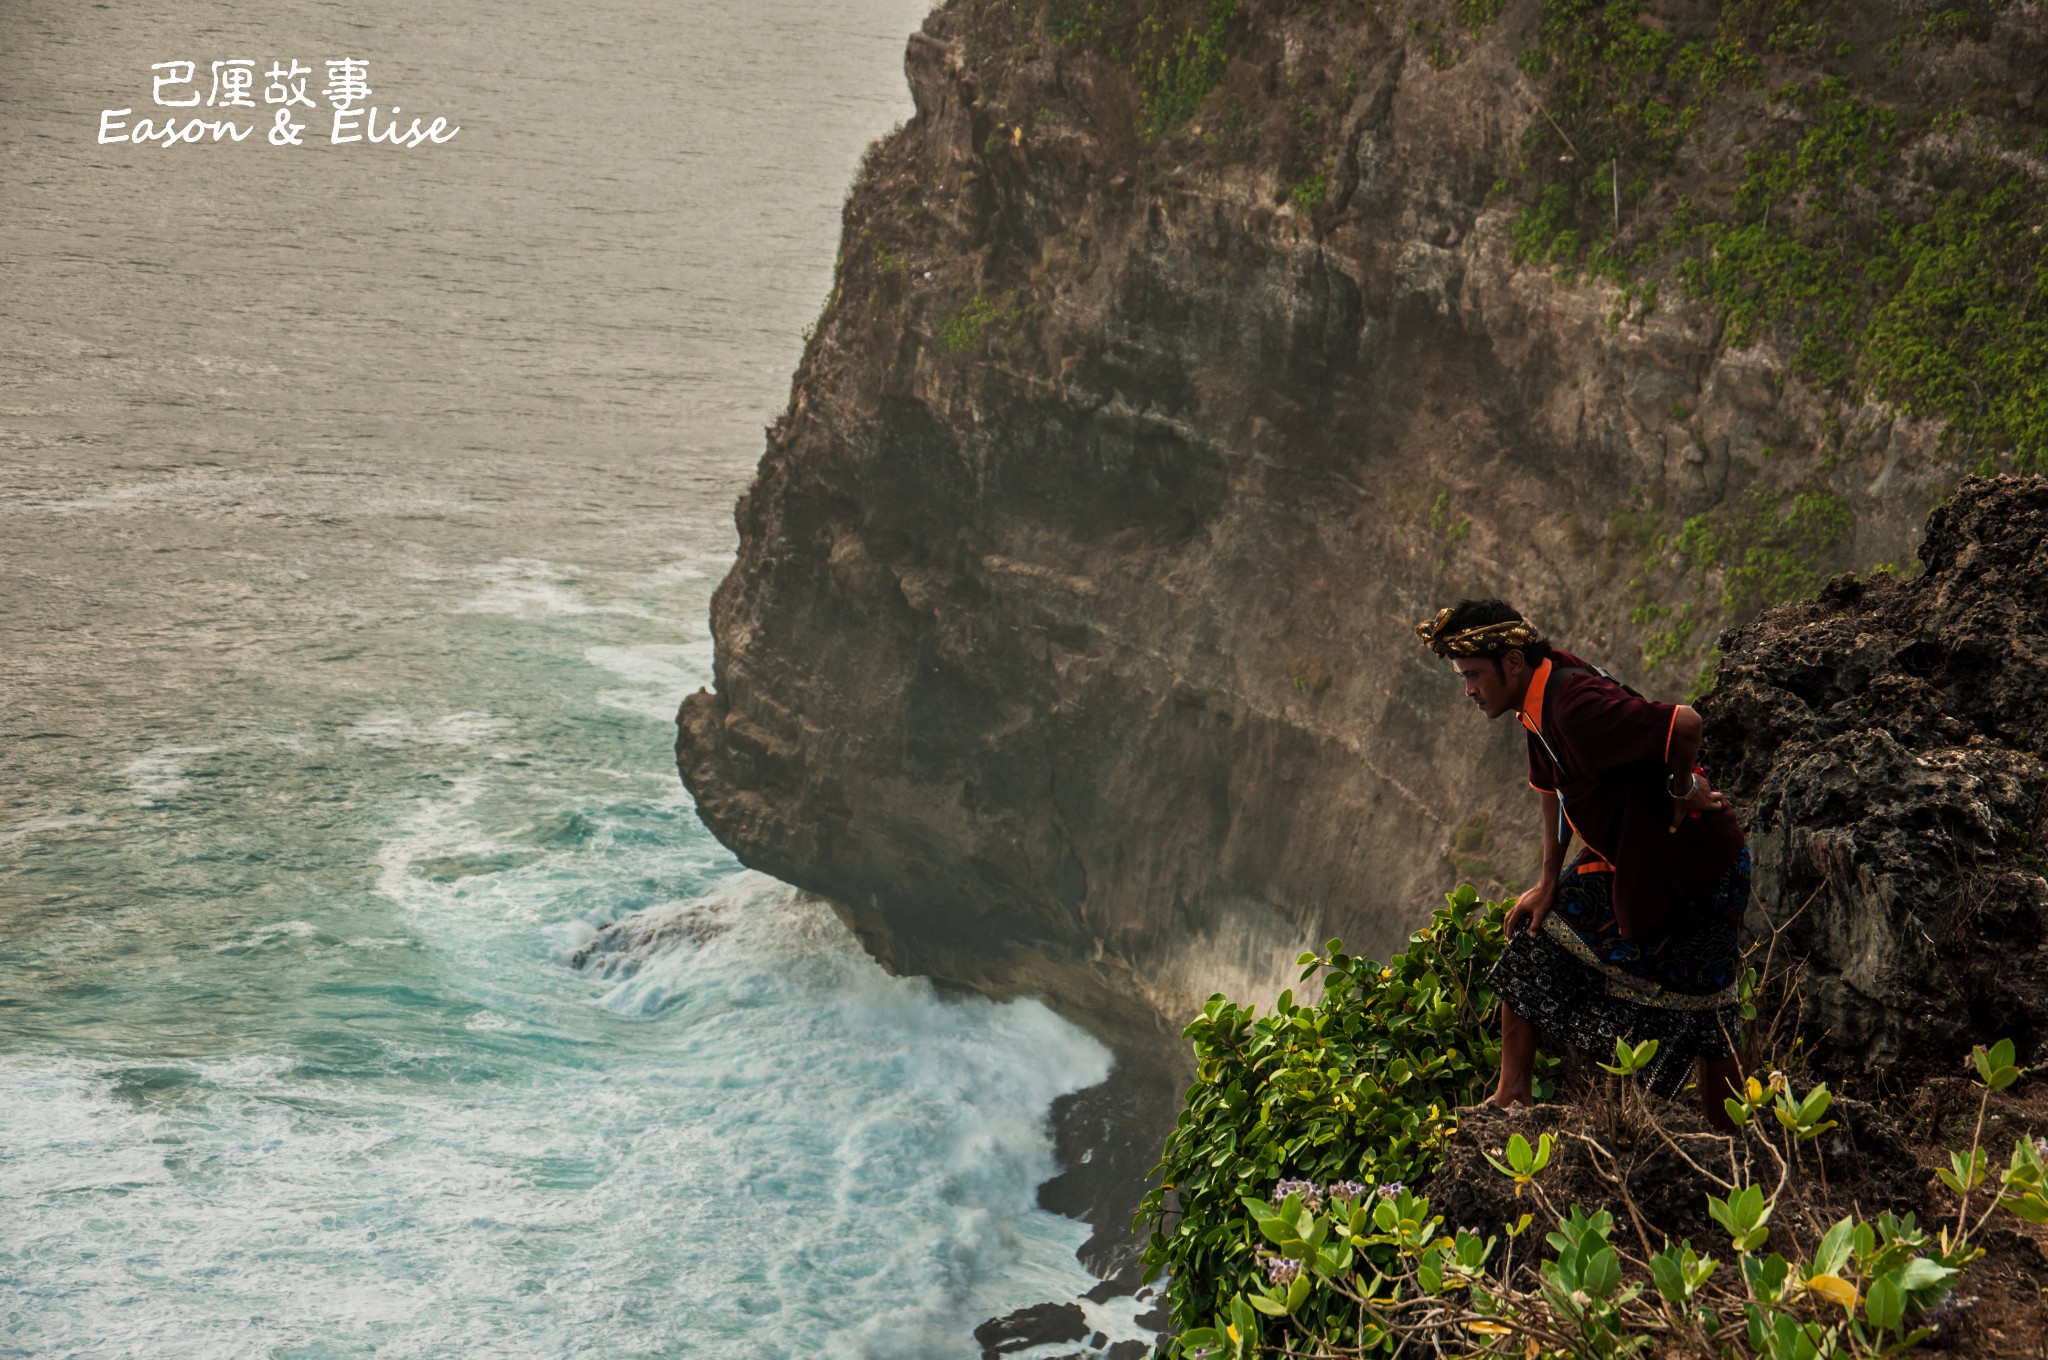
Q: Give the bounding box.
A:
[1664,705,1732,830]
[1506,790,1569,935]
[1536,789,1567,884]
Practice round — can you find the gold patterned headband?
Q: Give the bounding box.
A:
[1413,608,1545,659]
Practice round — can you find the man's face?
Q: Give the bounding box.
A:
[1451,652,1528,719]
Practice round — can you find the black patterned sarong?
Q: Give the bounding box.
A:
[1489,846,1750,1098]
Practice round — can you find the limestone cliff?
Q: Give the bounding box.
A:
[675,0,2047,1043]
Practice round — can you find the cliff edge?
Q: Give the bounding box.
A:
[676,0,2048,1042]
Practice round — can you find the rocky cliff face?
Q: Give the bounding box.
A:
[675,0,2043,1044]
[1704,475,2048,1080]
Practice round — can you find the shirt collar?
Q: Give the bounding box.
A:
[1516,657,1555,733]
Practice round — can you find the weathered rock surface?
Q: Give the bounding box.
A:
[674,0,2002,1043]
[1704,475,2048,1079]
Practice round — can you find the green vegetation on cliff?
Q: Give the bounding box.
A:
[1496,0,2046,686]
[1005,0,2046,689]
[1139,883,2046,1358]
[1505,0,2048,476]
[1047,0,1241,133]
[1137,885,1522,1338]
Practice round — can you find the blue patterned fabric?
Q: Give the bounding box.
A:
[1551,846,1750,997]
[1487,847,1751,1098]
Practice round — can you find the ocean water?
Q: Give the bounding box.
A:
[0,2,1134,1355]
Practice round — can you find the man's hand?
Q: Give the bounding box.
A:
[1504,879,1556,938]
[1668,769,1732,831]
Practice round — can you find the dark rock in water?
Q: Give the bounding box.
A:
[1705,475,2048,1080]
[974,1301,1088,1356]
[1040,1044,1185,1281]
[568,903,727,977]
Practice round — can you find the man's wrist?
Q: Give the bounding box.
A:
[1666,769,1699,799]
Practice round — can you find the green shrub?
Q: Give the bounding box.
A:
[1136,884,1540,1341]
[938,291,1020,352]
[1136,0,1239,135]
[1046,0,1128,49]
[1673,486,1852,620]
[1181,1037,2036,1359]
[1454,0,1507,32]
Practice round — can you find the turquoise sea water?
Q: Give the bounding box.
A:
[0,2,1130,1355]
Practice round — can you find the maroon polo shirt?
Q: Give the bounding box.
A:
[1518,651,1745,943]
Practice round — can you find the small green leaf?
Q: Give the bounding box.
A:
[1864,1271,1904,1332]
[1894,1257,1954,1293]
[1810,1218,1854,1278]
[1651,1251,1685,1302]
[1999,1192,2048,1224]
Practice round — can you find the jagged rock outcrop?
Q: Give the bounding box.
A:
[1704,475,2048,1079]
[674,0,2031,1041]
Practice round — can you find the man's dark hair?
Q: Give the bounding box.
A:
[1440,598,1554,673]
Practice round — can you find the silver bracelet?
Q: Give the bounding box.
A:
[1667,770,1699,799]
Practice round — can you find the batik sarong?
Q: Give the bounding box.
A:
[1489,846,1751,1098]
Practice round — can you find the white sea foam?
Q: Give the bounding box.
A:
[0,812,102,844]
[2,788,1116,1359]
[585,641,713,720]
[346,711,513,748]
[120,746,218,806]
[450,557,673,620]
[458,575,600,616]
[335,765,1116,1357]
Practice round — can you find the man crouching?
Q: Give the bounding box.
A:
[1416,598,1749,1132]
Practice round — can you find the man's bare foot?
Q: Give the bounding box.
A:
[1486,1089,1534,1110]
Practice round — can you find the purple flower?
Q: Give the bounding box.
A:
[1377,1181,1405,1201]
[1259,1250,1302,1287]
[1326,1180,1369,1203]
[1272,1178,1324,1212]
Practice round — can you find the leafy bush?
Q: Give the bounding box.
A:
[1136,885,1543,1339]
[1197,1172,1978,1358]
[938,291,1020,352]
[1673,486,1852,620]
[1289,173,1328,213]
[1159,1018,2036,1358]
[1045,0,1239,138]
[1135,0,1238,136]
